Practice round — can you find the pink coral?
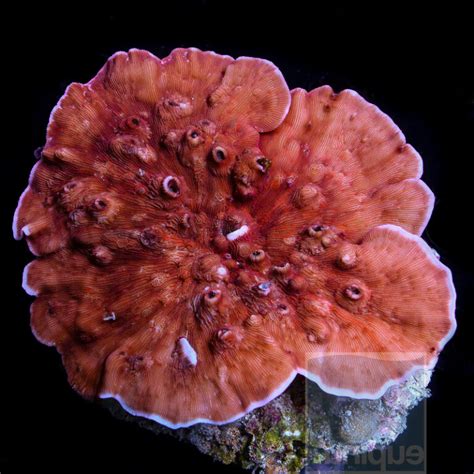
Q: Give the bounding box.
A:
[14,47,455,428]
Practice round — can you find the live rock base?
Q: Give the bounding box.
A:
[103,370,431,473]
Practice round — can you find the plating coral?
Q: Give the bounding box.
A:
[14,48,455,428]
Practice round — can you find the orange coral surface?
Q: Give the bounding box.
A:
[14,48,456,428]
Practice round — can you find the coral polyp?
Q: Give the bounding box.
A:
[14,47,455,429]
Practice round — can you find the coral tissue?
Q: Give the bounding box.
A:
[14,48,456,428]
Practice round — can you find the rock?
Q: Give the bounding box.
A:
[102,369,431,473]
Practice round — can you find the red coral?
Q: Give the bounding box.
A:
[14,48,455,428]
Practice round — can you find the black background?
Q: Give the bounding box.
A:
[2,3,473,473]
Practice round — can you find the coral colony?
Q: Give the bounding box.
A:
[15,48,455,470]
